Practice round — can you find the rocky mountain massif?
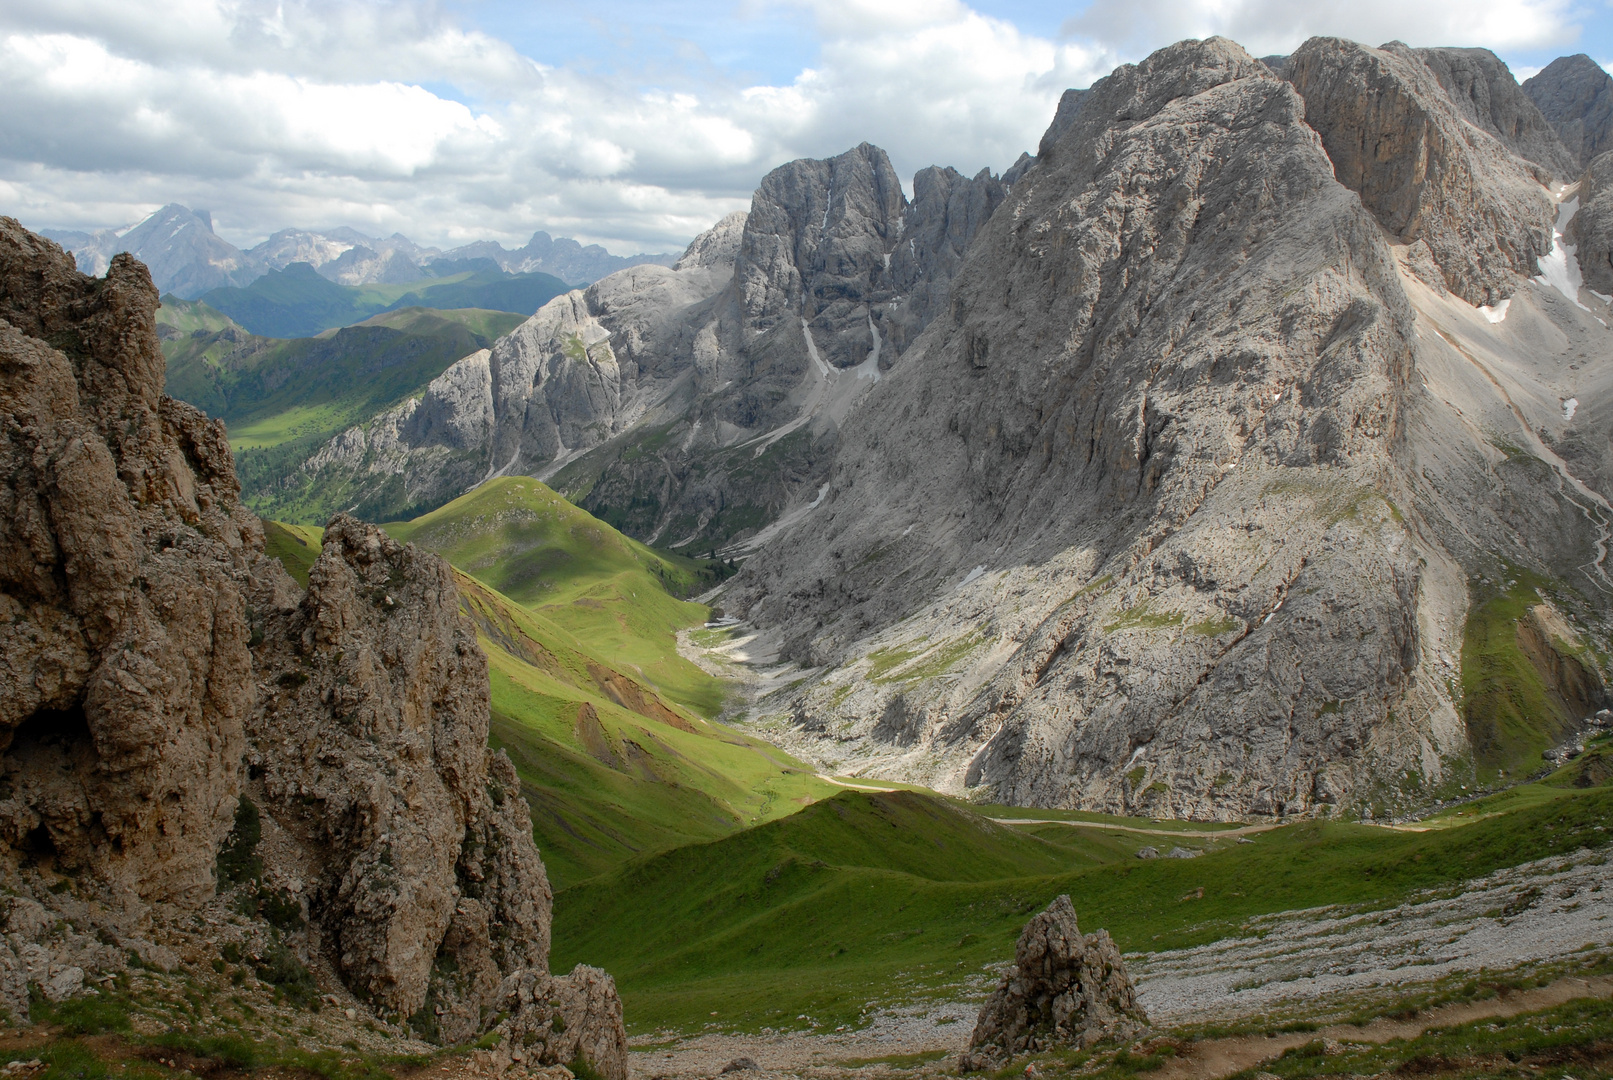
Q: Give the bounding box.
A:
[0,220,624,1073]
[269,147,1021,552]
[715,37,1613,819]
[43,204,674,298]
[249,37,1613,823]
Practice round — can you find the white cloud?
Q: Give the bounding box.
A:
[0,0,1597,256]
[1066,0,1579,59]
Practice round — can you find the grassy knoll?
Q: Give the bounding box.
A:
[461,569,832,885]
[260,520,323,587]
[552,784,1613,1034]
[1459,568,1602,782]
[162,305,525,522]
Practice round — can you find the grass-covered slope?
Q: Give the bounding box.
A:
[1459,567,1607,781]
[161,304,524,523]
[553,782,1613,1033]
[386,477,733,717]
[196,260,572,338]
[267,489,823,888]
[163,305,522,449]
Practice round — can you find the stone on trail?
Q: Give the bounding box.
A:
[720,1058,761,1073]
[959,895,1147,1071]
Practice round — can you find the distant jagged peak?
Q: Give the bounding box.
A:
[1524,53,1613,167]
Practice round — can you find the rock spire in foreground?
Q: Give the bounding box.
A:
[0,217,626,1075]
[961,895,1147,1070]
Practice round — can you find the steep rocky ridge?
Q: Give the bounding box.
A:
[1524,55,1613,168]
[0,218,624,1070]
[1288,39,1555,307]
[278,146,1016,552]
[1414,48,1579,182]
[714,36,1613,819]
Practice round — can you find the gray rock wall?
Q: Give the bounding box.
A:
[1290,38,1554,307]
[1524,54,1613,168]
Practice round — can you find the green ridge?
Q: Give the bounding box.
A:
[553,783,1613,1033]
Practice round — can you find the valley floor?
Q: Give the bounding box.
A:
[630,848,1613,1080]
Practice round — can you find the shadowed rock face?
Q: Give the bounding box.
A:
[1571,151,1613,299]
[887,165,1008,355]
[1415,47,1579,182]
[1524,54,1613,168]
[0,218,255,906]
[1289,38,1555,307]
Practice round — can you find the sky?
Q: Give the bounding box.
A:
[0,0,1609,257]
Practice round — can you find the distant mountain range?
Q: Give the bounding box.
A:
[194,258,572,338]
[40,203,677,299]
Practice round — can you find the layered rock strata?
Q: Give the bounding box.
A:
[960,895,1145,1070]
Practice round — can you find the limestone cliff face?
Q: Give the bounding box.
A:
[1569,150,1613,295]
[0,218,255,906]
[1289,39,1555,307]
[286,144,1014,553]
[0,219,624,1070]
[721,37,1613,819]
[887,165,1009,354]
[1414,47,1579,182]
[1524,55,1613,168]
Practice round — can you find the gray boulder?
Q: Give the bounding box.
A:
[960,895,1146,1070]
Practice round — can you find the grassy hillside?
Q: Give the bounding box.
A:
[265,490,823,888]
[157,294,241,337]
[163,306,525,523]
[386,477,733,717]
[197,260,571,338]
[260,520,323,587]
[553,780,1613,1033]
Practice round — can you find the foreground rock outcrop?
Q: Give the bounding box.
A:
[961,895,1146,1070]
[0,220,254,906]
[247,514,553,1041]
[0,218,625,1074]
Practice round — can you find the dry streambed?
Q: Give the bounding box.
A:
[628,850,1613,1079]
